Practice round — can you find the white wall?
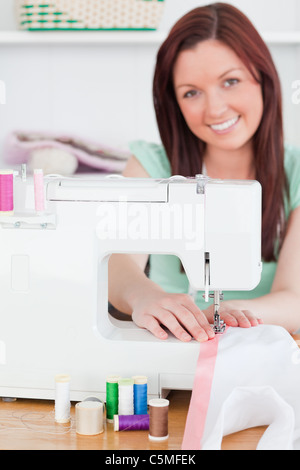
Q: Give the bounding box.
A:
[0,0,300,165]
[160,0,300,31]
[0,0,300,32]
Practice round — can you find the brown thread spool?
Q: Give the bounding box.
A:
[148,398,169,441]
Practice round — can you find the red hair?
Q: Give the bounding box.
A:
[153,3,288,262]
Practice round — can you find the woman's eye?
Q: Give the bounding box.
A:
[224,78,239,88]
[183,90,200,98]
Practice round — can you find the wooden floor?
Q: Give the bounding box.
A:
[0,390,267,451]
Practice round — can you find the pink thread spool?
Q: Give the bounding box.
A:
[0,170,14,215]
[34,169,45,214]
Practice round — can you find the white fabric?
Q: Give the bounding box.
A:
[204,386,295,450]
[192,325,300,450]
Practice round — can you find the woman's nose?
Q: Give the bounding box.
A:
[205,91,228,120]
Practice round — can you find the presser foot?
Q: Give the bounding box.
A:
[212,314,226,335]
[213,322,226,334]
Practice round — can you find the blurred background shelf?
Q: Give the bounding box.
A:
[0,30,168,45]
[0,30,300,45]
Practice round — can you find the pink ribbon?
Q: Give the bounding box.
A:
[182,334,222,450]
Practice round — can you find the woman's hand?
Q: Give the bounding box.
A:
[131,290,216,342]
[202,301,263,328]
[131,288,263,342]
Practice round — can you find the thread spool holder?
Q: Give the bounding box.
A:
[0,212,56,230]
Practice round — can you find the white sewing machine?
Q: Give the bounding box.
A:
[0,171,262,401]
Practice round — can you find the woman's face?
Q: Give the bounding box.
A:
[173,40,264,155]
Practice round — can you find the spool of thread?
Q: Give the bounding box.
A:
[54,374,71,424]
[114,414,149,432]
[118,378,134,416]
[75,401,104,435]
[33,169,45,214]
[106,375,120,422]
[133,375,148,415]
[149,398,169,441]
[0,170,14,215]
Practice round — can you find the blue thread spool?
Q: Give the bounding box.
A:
[133,376,148,415]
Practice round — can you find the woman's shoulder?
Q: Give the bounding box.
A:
[128,140,171,179]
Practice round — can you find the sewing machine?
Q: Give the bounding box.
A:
[0,171,262,401]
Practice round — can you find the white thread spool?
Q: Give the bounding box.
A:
[75,401,104,435]
[33,168,45,214]
[118,378,134,415]
[55,374,71,423]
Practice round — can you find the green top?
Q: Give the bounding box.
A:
[129,140,300,310]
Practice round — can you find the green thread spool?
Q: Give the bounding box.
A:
[106,375,120,422]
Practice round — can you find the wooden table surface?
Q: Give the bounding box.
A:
[0,390,267,451]
[1,335,299,451]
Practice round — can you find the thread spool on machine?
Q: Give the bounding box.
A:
[0,166,45,216]
[0,169,14,215]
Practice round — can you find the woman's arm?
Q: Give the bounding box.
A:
[108,252,214,341]
[211,206,300,333]
[108,252,150,314]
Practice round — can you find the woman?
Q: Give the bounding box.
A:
[108,3,300,342]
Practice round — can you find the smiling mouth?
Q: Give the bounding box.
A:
[209,116,240,132]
